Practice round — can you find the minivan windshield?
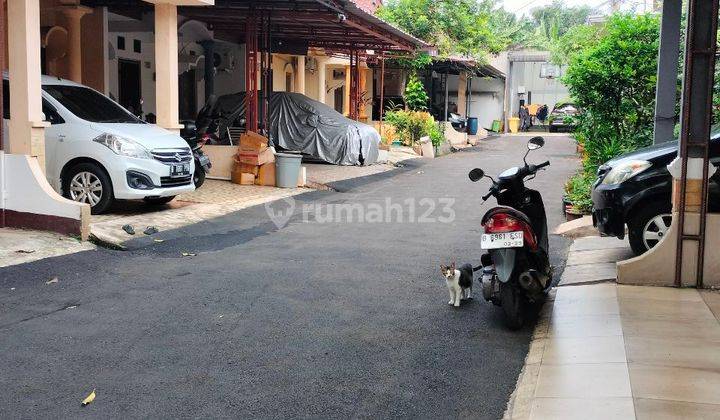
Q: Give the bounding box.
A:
[43,85,142,124]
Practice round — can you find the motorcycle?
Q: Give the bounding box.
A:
[468,136,552,329]
[180,96,218,188]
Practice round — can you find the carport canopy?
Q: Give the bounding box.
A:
[82,0,427,52]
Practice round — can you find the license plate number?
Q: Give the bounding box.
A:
[481,231,524,249]
[170,163,190,177]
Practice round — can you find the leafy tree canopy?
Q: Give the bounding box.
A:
[527,0,595,48]
[377,0,527,60]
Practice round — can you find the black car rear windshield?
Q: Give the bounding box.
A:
[43,85,141,123]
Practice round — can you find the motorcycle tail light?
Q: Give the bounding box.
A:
[199,134,210,145]
[484,213,538,251]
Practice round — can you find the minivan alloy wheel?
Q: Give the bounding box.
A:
[69,171,103,206]
[642,213,673,250]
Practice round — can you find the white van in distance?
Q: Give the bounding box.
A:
[3,76,195,214]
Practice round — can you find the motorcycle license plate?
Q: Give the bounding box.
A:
[481,231,524,249]
[198,154,211,167]
[170,163,190,177]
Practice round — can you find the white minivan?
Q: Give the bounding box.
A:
[3,76,195,214]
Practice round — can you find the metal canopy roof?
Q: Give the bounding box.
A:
[82,0,426,52]
[429,57,505,79]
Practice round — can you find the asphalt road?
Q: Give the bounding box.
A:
[0,134,579,419]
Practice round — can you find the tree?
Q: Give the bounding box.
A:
[561,14,660,212]
[563,13,660,167]
[376,0,527,60]
[529,1,594,46]
[404,74,429,111]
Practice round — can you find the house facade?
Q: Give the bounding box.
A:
[0,0,423,238]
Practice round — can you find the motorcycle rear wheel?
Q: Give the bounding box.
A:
[500,282,525,330]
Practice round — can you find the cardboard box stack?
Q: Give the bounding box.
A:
[231,131,276,186]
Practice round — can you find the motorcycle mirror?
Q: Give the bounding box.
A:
[528,136,545,150]
[468,168,485,182]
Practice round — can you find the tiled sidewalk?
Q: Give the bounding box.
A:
[505,283,720,419]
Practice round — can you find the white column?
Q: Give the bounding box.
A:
[154,3,181,131]
[62,6,92,83]
[7,0,48,171]
[294,56,306,95]
[457,71,467,117]
[316,57,327,104]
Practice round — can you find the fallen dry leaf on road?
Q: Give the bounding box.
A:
[45,277,59,285]
[181,252,196,257]
[81,389,96,406]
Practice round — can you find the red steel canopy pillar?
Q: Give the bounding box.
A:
[673,0,719,287]
[260,11,272,137]
[379,53,385,133]
[245,11,259,133]
[349,49,361,120]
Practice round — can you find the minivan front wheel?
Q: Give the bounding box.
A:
[628,202,672,256]
[63,162,114,214]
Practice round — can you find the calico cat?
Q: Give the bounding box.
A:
[440,262,474,307]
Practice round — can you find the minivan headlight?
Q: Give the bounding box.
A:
[602,160,652,185]
[93,133,152,159]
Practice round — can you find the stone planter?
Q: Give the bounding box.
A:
[565,207,585,221]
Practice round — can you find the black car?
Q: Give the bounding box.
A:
[592,129,720,256]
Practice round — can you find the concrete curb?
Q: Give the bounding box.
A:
[552,215,595,238]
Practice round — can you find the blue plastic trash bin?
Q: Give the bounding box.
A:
[467,117,479,135]
[275,152,303,188]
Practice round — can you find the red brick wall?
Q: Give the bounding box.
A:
[352,0,382,14]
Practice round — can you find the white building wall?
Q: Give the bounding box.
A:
[108,13,246,119]
[508,61,569,116]
[467,77,505,130]
[107,30,156,115]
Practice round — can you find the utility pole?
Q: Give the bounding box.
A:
[652,0,682,144]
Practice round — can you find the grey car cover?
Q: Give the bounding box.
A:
[269,92,379,166]
[209,92,379,166]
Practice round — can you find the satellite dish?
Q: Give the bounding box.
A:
[177,20,212,44]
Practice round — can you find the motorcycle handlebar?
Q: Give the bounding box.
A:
[536,160,550,170]
[481,160,549,201]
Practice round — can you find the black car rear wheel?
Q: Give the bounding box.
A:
[628,201,672,256]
